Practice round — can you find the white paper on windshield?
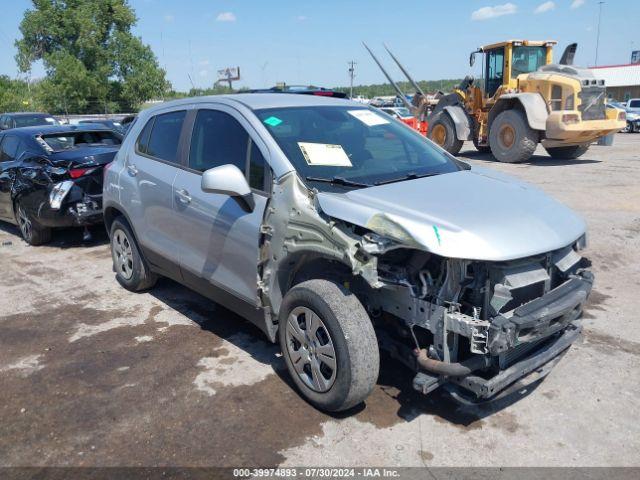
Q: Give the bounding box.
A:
[298,142,352,167]
[348,109,389,126]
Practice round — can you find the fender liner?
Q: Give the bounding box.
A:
[490,93,549,131]
[442,105,472,141]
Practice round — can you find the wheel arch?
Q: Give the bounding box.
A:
[489,93,548,133]
[442,105,472,141]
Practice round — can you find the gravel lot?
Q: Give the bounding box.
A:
[1,134,639,467]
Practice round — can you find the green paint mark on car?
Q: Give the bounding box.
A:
[433,225,441,245]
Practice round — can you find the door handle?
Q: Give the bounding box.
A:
[127,164,138,176]
[175,188,192,205]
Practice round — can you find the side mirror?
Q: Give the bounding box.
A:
[201,164,255,212]
[469,52,476,67]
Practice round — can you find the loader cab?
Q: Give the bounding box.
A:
[471,40,556,99]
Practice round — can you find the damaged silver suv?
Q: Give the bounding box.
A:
[103,94,592,411]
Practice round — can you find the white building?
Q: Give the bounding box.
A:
[590,63,640,102]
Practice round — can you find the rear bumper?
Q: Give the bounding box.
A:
[544,112,626,145]
[37,195,103,228]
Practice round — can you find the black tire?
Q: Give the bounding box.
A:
[489,110,538,163]
[544,144,590,159]
[279,279,379,412]
[14,200,52,246]
[109,217,157,291]
[622,122,633,133]
[428,112,463,155]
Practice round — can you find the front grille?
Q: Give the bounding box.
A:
[579,86,606,120]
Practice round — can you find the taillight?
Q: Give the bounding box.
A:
[69,168,91,178]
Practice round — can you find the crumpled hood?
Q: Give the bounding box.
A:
[316,167,586,262]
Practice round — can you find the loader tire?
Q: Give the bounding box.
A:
[428,112,463,155]
[544,144,590,159]
[489,110,538,163]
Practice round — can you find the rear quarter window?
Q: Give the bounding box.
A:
[145,111,186,163]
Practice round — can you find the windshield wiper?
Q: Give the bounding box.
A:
[305,176,372,188]
[373,172,440,186]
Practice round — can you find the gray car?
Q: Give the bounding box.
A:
[103,94,593,411]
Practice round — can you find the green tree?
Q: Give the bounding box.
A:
[15,0,169,113]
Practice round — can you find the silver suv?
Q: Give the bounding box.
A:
[104,94,593,411]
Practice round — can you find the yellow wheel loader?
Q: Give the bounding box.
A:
[426,40,626,163]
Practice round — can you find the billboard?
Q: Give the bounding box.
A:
[632,50,640,65]
[217,67,241,82]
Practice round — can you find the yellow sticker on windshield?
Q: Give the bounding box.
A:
[298,142,352,167]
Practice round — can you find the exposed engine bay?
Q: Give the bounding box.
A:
[258,171,593,403]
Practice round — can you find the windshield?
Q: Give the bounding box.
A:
[40,131,121,151]
[392,107,412,118]
[628,100,640,109]
[511,46,547,76]
[14,115,58,128]
[256,106,460,190]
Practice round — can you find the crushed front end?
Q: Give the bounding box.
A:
[358,234,592,402]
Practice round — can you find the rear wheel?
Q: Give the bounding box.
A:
[110,217,157,291]
[489,110,538,163]
[15,201,51,246]
[428,112,463,155]
[279,279,379,412]
[544,144,590,159]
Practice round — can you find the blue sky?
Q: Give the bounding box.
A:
[0,0,638,91]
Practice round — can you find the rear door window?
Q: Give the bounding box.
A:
[0,136,21,162]
[145,111,186,163]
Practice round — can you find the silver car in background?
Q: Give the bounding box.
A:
[103,94,593,411]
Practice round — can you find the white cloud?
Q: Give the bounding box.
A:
[296,15,308,21]
[163,14,174,22]
[471,3,517,21]
[216,12,236,22]
[534,1,555,13]
[198,59,210,66]
[199,69,209,77]
[571,0,585,9]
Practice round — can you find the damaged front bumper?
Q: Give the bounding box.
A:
[413,270,592,400]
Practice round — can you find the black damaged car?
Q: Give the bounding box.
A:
[0,125,121,245]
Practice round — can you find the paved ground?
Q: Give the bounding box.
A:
[1,134,639,467]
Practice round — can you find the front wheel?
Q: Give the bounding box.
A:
[489,110,538,163]
[15,201,51,246]
[544,144,590,159]
[428,112,463,155]
[622,122,632,133]
[279,279,379,412]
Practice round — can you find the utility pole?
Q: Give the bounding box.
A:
[348,61,356,99]
[595,1,604,66]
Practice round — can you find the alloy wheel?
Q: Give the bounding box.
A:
[285,306,337,392]
[112,229,134,280]
[17,205,32,242]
